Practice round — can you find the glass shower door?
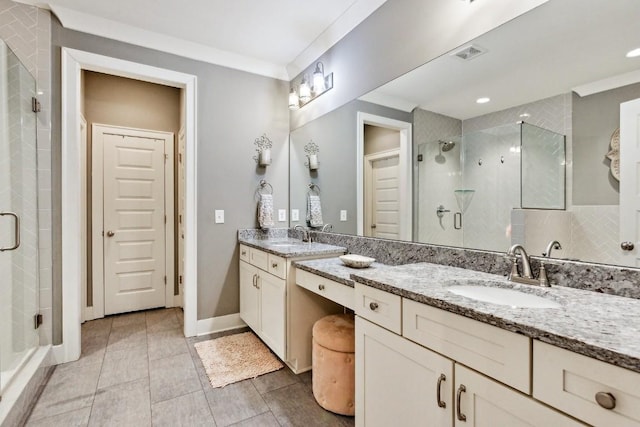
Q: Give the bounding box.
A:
[0,39,40,396]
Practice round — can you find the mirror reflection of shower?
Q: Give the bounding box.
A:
[435,139,457,164]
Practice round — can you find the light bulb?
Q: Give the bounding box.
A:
[312,63,326,93]
[288,88,299,109]
[299,76,311,103]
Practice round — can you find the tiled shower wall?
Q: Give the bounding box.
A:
[0,0,52,345]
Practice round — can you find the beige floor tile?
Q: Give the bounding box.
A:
[111,311,147,329]
[151,390,214,426]
[149,352,201,404]
[205,380,269,426]
[146,308,180,333]
[25,407,91,427]
[97,345,149,390]
[147,327,188,361]
[89,378,151,427]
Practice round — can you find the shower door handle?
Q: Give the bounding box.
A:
[0,211,20,252]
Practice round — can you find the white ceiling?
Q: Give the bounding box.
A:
[361,0,640,119]
[17,0,387,80]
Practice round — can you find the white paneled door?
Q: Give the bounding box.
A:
[620,98,640,267]
[365,151,400,239]
[97,126,172,315]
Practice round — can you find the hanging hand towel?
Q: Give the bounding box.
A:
[306,194,324,228]
[258,194,275,229]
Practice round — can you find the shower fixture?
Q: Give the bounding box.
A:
[439,140,456,152]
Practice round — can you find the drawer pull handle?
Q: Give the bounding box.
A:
[595,392,616,410]
[252,274,257,288]
[369,302,379,311]
[272,262,278,268]
[436,374,446,408]
[456,384,467,422]
[318,284,325,291]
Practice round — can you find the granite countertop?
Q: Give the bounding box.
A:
[348,262,640,374]
[239,237,346,258]
[294,257,386,288]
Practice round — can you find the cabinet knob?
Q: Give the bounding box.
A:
[436,374,446,408]
[369,302,379,311]
[621,241,635,251]
[456,384,467,422]
[318,284,325,291]
[272,262,278,268]
[241,250,247,256]
[595,392,616,410]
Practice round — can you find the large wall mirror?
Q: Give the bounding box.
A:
[289,0,640,267]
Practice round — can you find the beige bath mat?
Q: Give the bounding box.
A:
[194,332,284,388]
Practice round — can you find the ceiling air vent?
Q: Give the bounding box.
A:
[451,44,487,61]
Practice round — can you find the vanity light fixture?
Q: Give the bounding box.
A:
[288,62,334,110]
[626,48,640,58]
[476,97,490,104]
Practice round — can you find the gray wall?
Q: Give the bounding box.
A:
[289,100,411,234]
[289,0,548,130]
[51,20,289,340]
[572,82,640,205]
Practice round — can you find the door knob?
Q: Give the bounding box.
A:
[106,230,115,237]
[621,241,635,251]
[371,224,377,229]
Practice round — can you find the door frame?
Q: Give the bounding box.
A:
[91,124,175,318]
[364,148,401,237]
[620,97,640,266]
[59,48,198,364]
[356,113,412,240]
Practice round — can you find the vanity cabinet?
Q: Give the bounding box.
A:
[354,283,584,427]
[533,341,640,426]
[239,244,344,373]
[239,255,285,359]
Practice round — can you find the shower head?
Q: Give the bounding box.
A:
[439,140,456,152]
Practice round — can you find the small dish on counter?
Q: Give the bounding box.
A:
[339,254,375,268]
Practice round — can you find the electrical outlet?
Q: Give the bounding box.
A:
[291,209,300,221]
[214,210,224,224]
[278,209,286,222]
[340,210,347,221]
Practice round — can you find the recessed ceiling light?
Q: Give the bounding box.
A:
[626,48,640,58]
[520,113,530,118]
[476,97,490,104]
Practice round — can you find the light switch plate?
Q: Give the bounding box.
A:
[214,210,224,224]
[291,209,300,221]
[340,210,347,221]
[278,209,286,222]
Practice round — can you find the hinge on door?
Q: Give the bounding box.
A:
[179,214,182,224]
[179,153,182,163]
[179,275,183,284]
[164,154,169,163]
[417,154,423,162]
[34,313,43,329]
[31,97,41,113]
[164,276,167,285]
[164,215,167,224]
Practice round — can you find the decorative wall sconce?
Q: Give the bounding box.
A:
[304,140,320,170]
[289,62,334,110]
[253,134,273,166]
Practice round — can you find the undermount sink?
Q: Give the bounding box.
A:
[448,285,562,309]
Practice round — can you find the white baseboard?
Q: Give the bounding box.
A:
[196,313,246,336]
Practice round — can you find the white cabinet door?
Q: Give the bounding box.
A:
[455,365,584,427]
[239,260,259,331]
[259,272,286,359]
[356,316,454,427]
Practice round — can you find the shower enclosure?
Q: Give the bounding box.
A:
[416,122,565,252]
[0,39,40,399]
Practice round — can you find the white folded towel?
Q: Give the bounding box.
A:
[306,194,323,228]
[258,194,275,229]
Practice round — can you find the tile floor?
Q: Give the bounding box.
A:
[24,308,355,426]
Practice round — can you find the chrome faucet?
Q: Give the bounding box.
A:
[543,240,562,258]
[294,225,310,242]
[321,223,333,232]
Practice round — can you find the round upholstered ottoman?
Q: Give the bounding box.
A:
[312,313,355,416]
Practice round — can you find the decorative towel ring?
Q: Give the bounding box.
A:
[308,183,321,195]
[258,179,273,195]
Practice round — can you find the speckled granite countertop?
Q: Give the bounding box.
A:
[291,257,640,373]
[347,262,640,373]
[294,257,386,288]
[239,237,346,258]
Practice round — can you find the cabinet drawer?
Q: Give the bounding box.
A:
[249,247,269,271]
[239,244,250,262]
[354,283,401,334]
[296,268,354,310]
[533,341,640,426]
[268,254,286,279]
[403,300,531,394]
